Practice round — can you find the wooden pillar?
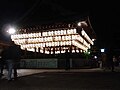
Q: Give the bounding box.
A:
[75,47,76,53]
[34,47,37,58]
[60,46,61,54]
[24,48,27,58]
[53,47,55,55]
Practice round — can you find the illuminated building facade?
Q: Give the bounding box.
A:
[10,17,96,57]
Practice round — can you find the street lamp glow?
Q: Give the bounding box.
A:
[77,22,82,26]
[100,49,105,53]
[7,28,16,34]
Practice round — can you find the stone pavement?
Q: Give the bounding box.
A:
[1,67,120,79]
[2,68,102,78]
[0,67,120,90]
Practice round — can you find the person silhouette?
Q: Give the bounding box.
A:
[2,41,22,81]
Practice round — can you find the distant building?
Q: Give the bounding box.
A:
[0,40,9,58]
[0,40,9,49]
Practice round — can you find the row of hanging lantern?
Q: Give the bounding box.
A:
[11,28,93,54]
[11,28,77,39]
[12,34,90,48]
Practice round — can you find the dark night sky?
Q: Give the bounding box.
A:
[0,0,120,49]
